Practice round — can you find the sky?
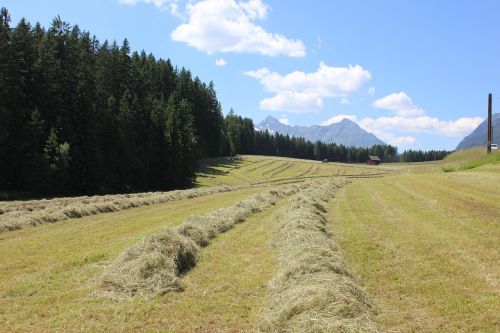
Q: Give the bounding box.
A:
[3,0,500,150]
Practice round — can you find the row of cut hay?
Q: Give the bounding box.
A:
[269,162,294,178]
[260,179,381,333]
[0,185,245,233]
[262,161,289,177]
[98,182,313,299]
[297,163,315,178]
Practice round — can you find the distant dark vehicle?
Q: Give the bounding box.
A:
[366,155,381,165]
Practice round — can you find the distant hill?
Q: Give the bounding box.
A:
[456,113,500,150]
[256,116,386,147]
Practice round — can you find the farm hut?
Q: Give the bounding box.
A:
[366,155,381,165]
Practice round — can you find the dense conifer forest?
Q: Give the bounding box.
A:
[0,8,227,194]
[0,8,448,196]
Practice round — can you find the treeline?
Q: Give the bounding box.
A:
[399,149,449,162]
[0,8,228,195]
[223,111,399,162]
[223,112,449,163]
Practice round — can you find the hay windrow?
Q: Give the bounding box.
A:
[260,179,381,333]
[100,230,199,299]
[98,181,313,299]
[0,185,244,233]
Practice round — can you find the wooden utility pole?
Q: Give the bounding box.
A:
[487,93,492,153]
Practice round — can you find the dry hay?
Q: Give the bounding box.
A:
[259,179,381,333]
[98,182,313,299]
[0,185,244,233]
[100,230,199,298]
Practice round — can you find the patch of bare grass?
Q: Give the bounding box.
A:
[260,179,380,333]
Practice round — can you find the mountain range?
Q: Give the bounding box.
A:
[255,116,386,148]
[456,113,500,150]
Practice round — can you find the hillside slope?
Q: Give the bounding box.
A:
[456,113,500,150]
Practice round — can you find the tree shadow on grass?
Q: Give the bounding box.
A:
[194,157,247,184]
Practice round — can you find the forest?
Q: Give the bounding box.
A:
[0,8,228,195]
[0,8,447,196]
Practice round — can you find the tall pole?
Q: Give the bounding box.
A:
[487,93,492,154]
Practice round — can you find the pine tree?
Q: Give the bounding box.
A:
[0,9,231,195]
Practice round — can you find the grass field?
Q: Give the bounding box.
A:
[329,158,500,332]
[0,186,266,331]
[0,150,498,332]
[195,155,390,187]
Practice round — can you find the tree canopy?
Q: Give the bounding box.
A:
[0,8,226,195]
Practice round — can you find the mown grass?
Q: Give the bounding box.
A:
[0,186,265,331]
[137,194,292,332]
[2,152,499,332]
[196,155,389,187]
[0,185,242,232]
[0,185,301,332]
[261,179,380,332]
[329,166,500,332]
[99,182,305,299]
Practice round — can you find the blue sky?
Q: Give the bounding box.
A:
[3,0,500,150]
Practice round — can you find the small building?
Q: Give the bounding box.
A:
[322,159,329,163]
[366,155,381,165]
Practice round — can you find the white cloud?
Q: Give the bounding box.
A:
[384,134,418,146]
[361,126,419,147]
[367,91,483,141]
[321,114,358,126]
[170,0,305,57]
[215,58,227,66]
[368,86,375,96]
[359,115,483,137]
[340,97,350,104]
[119,0,168,7]
[278,117,289,125]
[118,0,181,16]
[259,91,323,113]
[373,92,425,117]
[246,62,371,113]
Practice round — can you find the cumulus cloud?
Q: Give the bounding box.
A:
[170,0,305,57]
[368,86,375,96]
[278,117,289,125]
[321,114,358,126]
[360,126,419,147]
[119,0,181,16]
[359,115,483,137]
[259,91,323,113]
[365,91,483,141]
[246,62,371,113]
[373,92,425,117]
[382,134,418,146]
[215,58,227,66]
